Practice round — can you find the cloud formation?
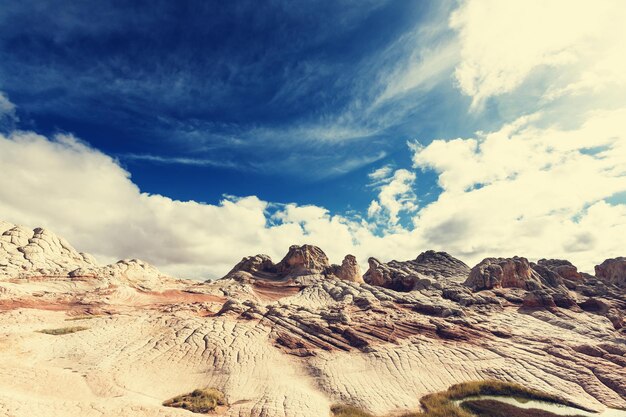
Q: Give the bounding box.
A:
[1,0,625,279]
[410,109,626,267]
[3,105,625,278]
[450,0,626,108]
[0,131,373,277]
[367,168,417,227]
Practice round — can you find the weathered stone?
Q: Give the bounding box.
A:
[332,255,363,283]
[363,250,469,291]
[465,257,543,291]
[595,257,626,288]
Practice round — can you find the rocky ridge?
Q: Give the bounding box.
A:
[223,244,364,285]
[0,221,167,287]
[363,250,470,291]
[1,221,626,417]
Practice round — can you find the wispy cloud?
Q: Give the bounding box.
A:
[122,153,240,169]
[0,92,17,128]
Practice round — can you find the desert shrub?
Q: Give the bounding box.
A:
[65,315,99,321]
[37,326,88,335]
[331,404,375,417]
[403,380,573,417]
[443,380,562,403]
[462,399,585,417]
[163,388,226,413]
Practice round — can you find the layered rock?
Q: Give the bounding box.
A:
[328,255,363,283]
[0,222,97,278]
[363,250,470,291]
[276,244,330,276]
[595,257,626,288]
[1,220,626,417]
[223,244,364,284]
[0,221,166,287]
[464,257,543,291]
[69,259,167,289]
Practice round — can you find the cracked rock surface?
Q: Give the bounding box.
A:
[0,221,625,417]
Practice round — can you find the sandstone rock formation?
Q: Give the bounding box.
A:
[596,257,626,288]
[0,221,97,278]
[276,244,330,276]
[464,256,543,291]
[363,250,469,291]
[0,221,168,291]
[1,221,625,417]
[223,244,364,285]
[328,255,363,283]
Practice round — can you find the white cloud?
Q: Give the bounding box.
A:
[376,40,459,104]
[122,153,239,169]
[0,130,417,278]
[0,92,17,123]
[409,108,626,269]
[450,0,626,108]
[3,1,626,280]
[367,168,417,227]
[368,165,393,181]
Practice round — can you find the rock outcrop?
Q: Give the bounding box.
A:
[595,257,626,288]
[276,244,330,277]
[1,220,626,417]
[0,221,97,278]
[464,256,587,293]
[223,245,364,283]
[0,221,166,287]
[331,255,364,283]
[363,250,470,291]
[69,259,167,288]
[464,257,543,291]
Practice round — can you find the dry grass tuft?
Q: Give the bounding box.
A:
[331,404,375,417]
[37,326,88,335]
[65,315,100,321]
[332,380,574,417]
[401,380,573,417]
[462,399,586,417]
[163,388,226,414]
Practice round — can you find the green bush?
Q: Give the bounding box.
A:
[163,388,226,413]
[331,404,375,417]
[333,380,574,417]
[37,326,88,335]
[65,315,99,321]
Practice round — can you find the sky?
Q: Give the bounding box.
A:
[1,0,625,278]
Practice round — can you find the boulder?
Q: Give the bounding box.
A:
[276,245,330,277]
[465,257,543,291]
[595,257,626,288]
[363,250,469,291]
[333,255,363,283]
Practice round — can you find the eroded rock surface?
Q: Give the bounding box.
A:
[0,221,97,278]
[0,221,166,289]
[363,250,469,291]
[596,257,626,288]
[1,221,625,417]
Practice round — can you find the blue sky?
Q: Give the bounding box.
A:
[1,0,625,278]
[0,0,478,213]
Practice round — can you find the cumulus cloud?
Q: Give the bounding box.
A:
[367,168,417,228]
[2,0,626,279]
[0,131,419,278]
[410,108,626,268]
[450,0,626,107]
